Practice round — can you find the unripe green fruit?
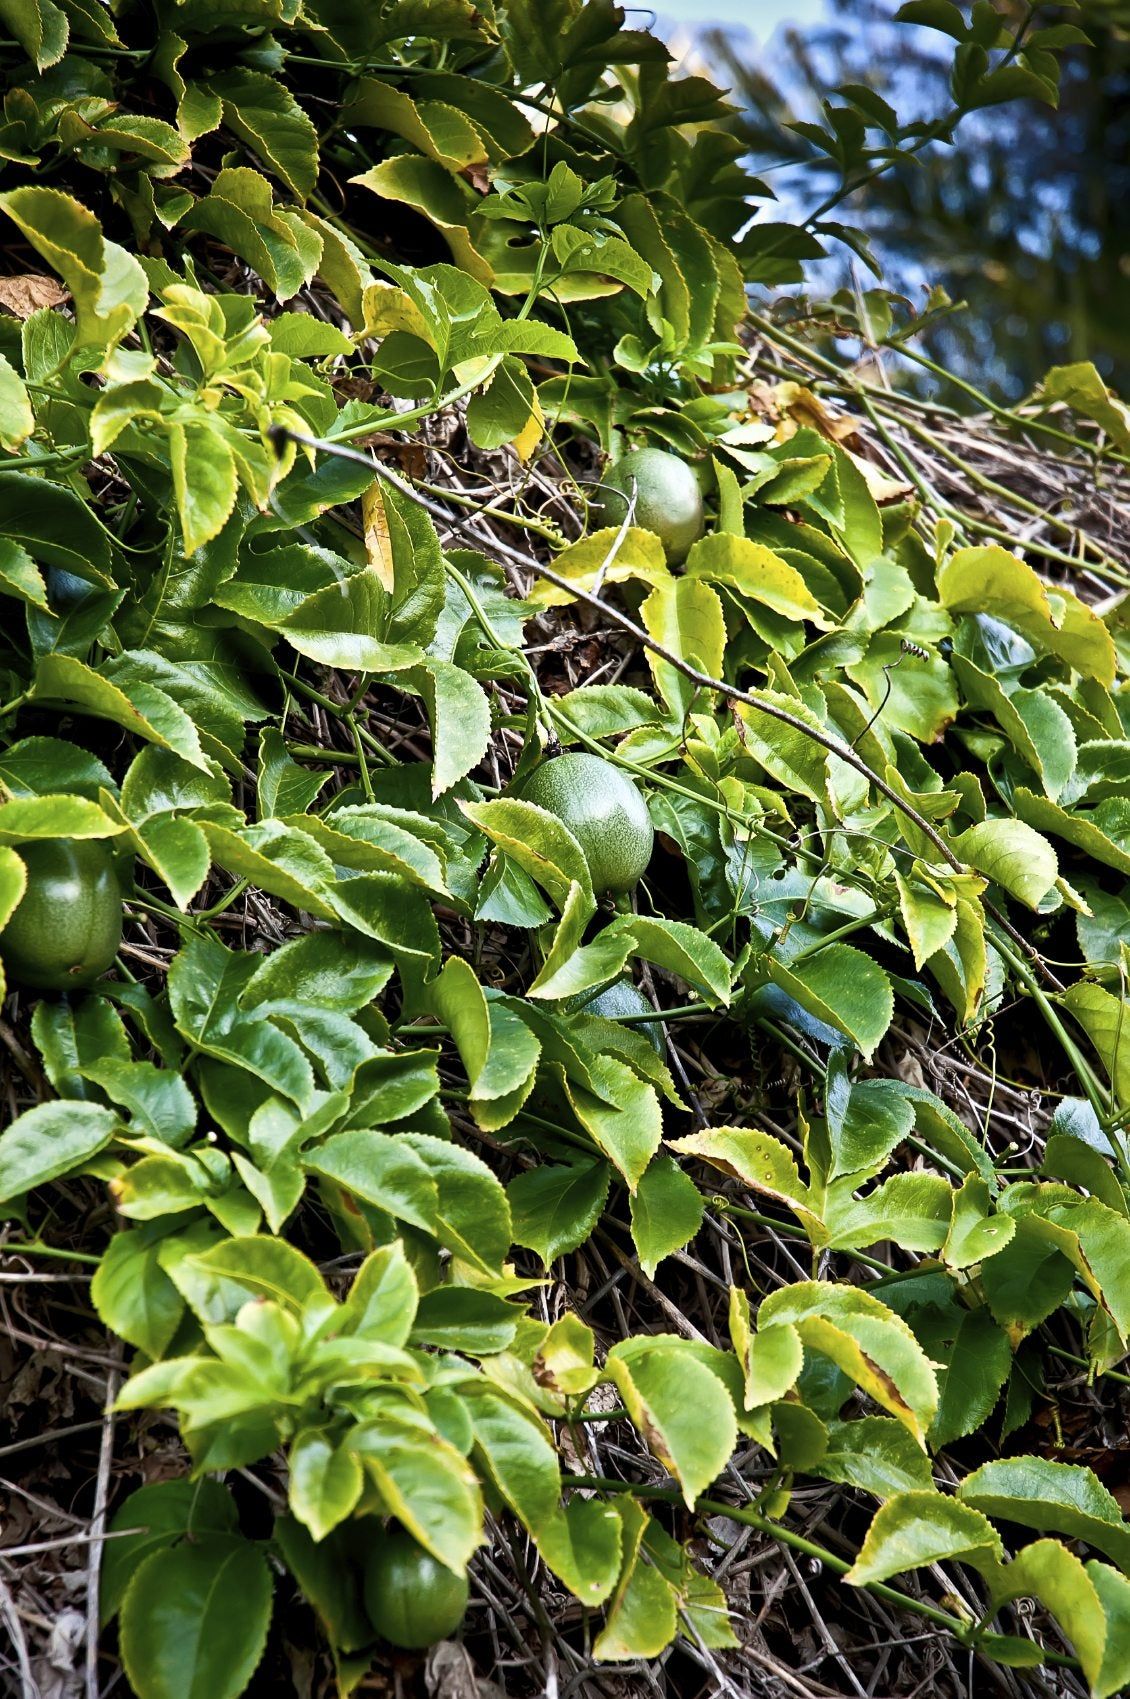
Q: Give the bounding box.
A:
[519,753,653,895]
[590,447,705,565]
[572,978,663,1054]
[363,1530,469,1650]
[0,838,123,991]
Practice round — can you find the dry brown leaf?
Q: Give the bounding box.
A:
[0,275,70,319]
[773,381,861,445]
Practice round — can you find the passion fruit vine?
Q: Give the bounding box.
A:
[363,1529,469,1650]
[590,446,705,565]
[0,838,123,991]
[519,752,654,896]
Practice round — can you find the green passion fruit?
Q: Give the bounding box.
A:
[572,978,663,1054]
[0,838,123,991]
[519,752,654,895]
[363,1529,469,1649]
[590,447,705,565]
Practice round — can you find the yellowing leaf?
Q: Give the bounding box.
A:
[606,1336,737,1505]
[846,1491,1002,1586]
[938,545,1116,686]
[761,1281,939,1443]
[951,818,1059,909]
[361,480,395,592]
[528,526,667,609]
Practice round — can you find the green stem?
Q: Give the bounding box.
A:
[1048,1346,1130,1389]
[559,1473,1073,1667]
[992,930,1124,1173]
[788,908,884,963]
[0,1240,101,1266]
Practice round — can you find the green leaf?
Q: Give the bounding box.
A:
[1041,361,1130,451]
[189,1236,328,1313]
[101,1481,238,1625]
[592,1498,678,1659]
[462,796,594,911]
[508,1159,611,1265]
[930,1306,1012,1447]
[559,1049,662,1191]
[606,1336,737,1505]
[823,1171,953,1253]
[671,1125,819,1234]
[959,1457,1130,1570]
[0,844,26,943]
[307,1129,439,1234]
[169,935,316,1106]
[329,873,442,967]
[846,1491,1002,1586]
[987,1541,1107,1693]
[0,470,112,578]
[535,1498,622,1609]
[818,1417,935,1499]
[351,157,492,285]
[951,818,1058,909]
[208,70,319,199]
[405,659,492,798]
[1087,1560,1130,1699]
[766,944,893,1061]
[981,1215,1076,1340]
[760,1281,938,1443]
[0,1100,118,1204]
[629,1154,705,1277]
[401,1131,512,1272]
[550,223,656,297]
[685,531,831,626]
[352,1409,481,1571]
[729,1298,803,1408]
[431,960,539,1127]
[181,169,321,301]
[942,1174,1016,1270]
[0,793,123,843]
[288,1429,364,1541]
[348,77,488,171]
[551,684,663,740]
[1011,1190,1130,1345]
[170,419,239,556]
[640,575,725,718]
[92,1231,185,1359]
[894,867,958,969]
[0,0,68,67]
[411,1286,519,1353]
[466,354,540,451]
[119,1536,273,1699]
[1013,787,1130,877]
[33,654,209,772]
[465,1382,562,1538]
[827,1073,916,1179]
[272,1514,371,1658]
[937,545,1116,686]
[608,913,732,1007]
[529,526,666,609]
[0,187,146,359]
[242,928,392,1016]
[1062,983,1130,1111]
[0,352,33,450]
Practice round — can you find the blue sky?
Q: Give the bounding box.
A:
[651,0,826,41]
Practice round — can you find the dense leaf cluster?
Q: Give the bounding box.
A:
[0,1,1129,1695]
